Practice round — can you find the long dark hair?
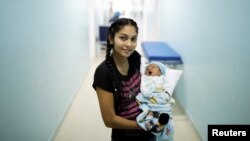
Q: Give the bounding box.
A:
[105,18,140,106]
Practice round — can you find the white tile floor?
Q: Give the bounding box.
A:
[52,48,203,141]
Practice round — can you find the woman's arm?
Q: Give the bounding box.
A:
[96,87,142,130]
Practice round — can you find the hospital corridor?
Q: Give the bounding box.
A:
[51,48,202,141]
[1,0,250,141]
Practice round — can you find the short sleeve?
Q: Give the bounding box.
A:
[140,57,149,75]
[92,61,113,93]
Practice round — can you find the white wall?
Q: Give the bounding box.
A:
[159,0,250,140]
[0,0,90,141]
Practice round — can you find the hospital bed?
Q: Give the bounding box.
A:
[99,25,109,46]
[141,41,182,65]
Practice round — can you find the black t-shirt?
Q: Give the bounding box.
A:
[93,59,141,118]
[92,60,113,93]
[92,59,155,141]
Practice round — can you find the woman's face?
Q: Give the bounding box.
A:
[109,25,138,58]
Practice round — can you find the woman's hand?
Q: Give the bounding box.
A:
[96,87,141,130]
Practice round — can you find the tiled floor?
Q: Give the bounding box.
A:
[52,48,203,141]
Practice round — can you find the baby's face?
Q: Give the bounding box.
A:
[145,64,162,76]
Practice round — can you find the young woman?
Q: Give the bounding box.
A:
[92,18,156,141]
